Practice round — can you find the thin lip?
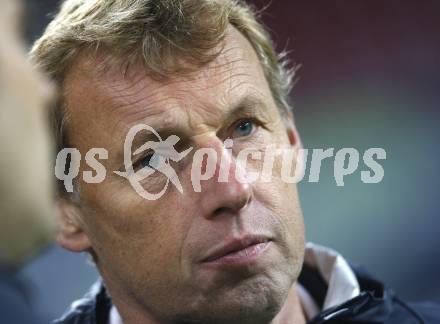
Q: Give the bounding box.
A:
[200,235,272,263]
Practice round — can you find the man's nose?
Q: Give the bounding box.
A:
[196,138,253,219]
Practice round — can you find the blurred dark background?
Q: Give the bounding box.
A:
[21,0,440,320]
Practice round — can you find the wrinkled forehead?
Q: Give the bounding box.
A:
[63,27,271,149]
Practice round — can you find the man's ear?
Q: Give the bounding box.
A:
[55,199,92,252]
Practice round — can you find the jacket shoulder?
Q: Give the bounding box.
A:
[309,264,440,324]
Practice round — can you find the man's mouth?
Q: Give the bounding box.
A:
[201,235,273,266]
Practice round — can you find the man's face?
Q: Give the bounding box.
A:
[62,28,305,323]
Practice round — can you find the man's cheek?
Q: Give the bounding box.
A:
[102,221,180,277]
[127,231,186,288]
[260,147,285,182]
[112,205,184,256]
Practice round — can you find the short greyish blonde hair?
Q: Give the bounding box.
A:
[30,0,296,199]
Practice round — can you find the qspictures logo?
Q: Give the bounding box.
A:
[55,124,386,200]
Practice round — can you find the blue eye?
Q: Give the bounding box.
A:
[234,120,255,137]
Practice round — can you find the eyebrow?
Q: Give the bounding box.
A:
[221,95,271,127]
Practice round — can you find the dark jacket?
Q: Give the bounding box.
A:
[54,265,440,324]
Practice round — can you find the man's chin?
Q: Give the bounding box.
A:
[180,271,293,324]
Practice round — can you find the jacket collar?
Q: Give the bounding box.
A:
[298,242,361,320]
[298,244,396,323]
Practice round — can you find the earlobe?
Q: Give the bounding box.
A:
[285,117,302,149]
[287,127,298,147]
[55,199,92,252]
